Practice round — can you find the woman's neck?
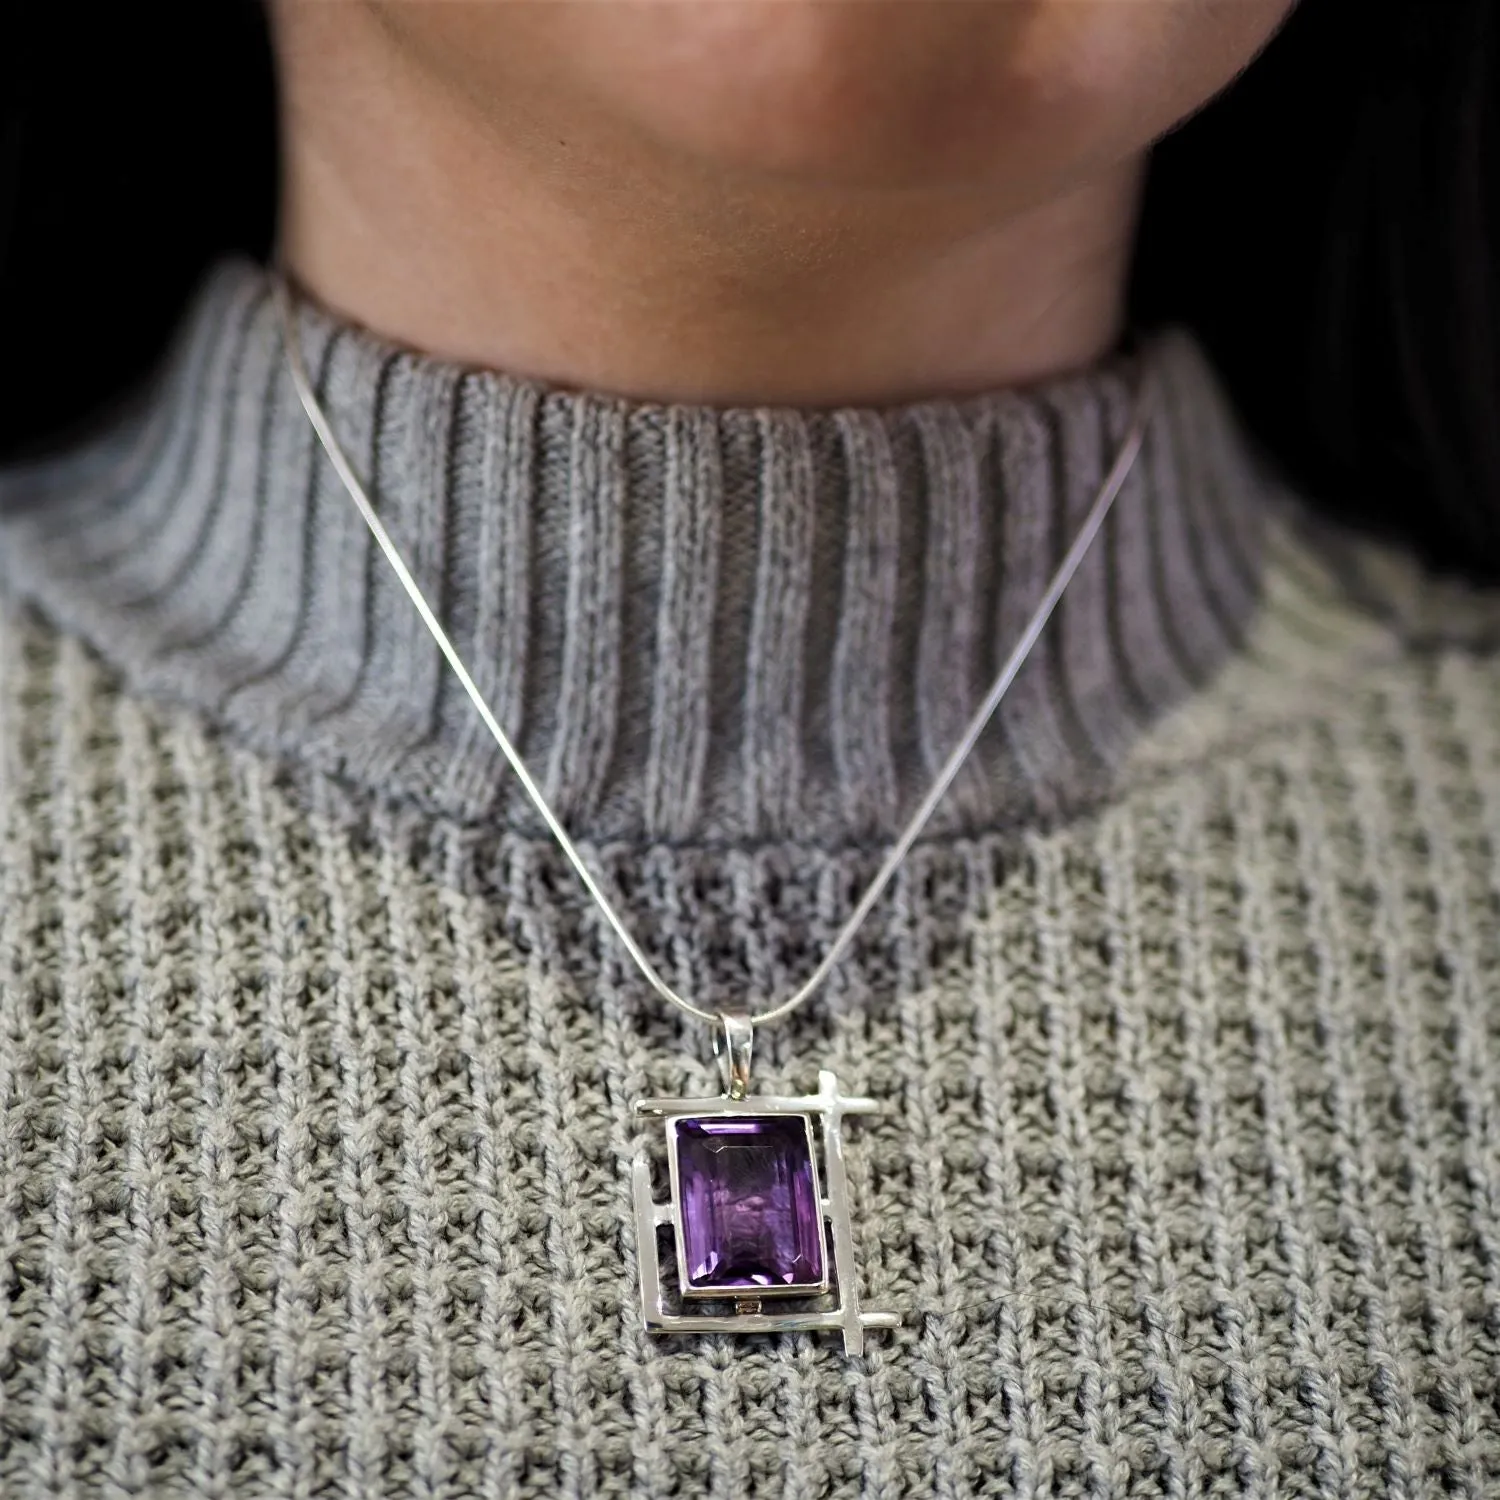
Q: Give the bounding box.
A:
[270,0,1144,410]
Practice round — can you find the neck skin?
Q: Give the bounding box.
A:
[271,4,1145,410]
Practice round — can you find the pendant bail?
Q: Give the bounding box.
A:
[713,1013,754,1100]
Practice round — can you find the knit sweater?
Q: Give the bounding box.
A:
[0,254,1497,1499]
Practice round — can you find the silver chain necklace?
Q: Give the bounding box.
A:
[274,273,1155,1354]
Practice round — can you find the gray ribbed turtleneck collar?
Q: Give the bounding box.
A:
[0,256,1269,845]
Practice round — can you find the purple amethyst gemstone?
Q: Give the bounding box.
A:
[674,1115,825,1292]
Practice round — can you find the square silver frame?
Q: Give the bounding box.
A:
[664,1108,830,1301]
[632,1069,901,1356]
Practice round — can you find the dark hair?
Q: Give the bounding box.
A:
[3,0,1498,578]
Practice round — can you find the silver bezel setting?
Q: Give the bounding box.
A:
[632,1069,901,1355]
[665,1109,830,1301]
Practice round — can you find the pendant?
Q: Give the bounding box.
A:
[631,1013,901,1355]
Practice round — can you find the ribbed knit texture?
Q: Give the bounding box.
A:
[0,256,1498,1498]
[0,259,1263,845]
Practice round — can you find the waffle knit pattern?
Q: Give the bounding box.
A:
[0,258,1498,1498]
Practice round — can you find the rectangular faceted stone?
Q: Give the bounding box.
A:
[673,1114,825,1293]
